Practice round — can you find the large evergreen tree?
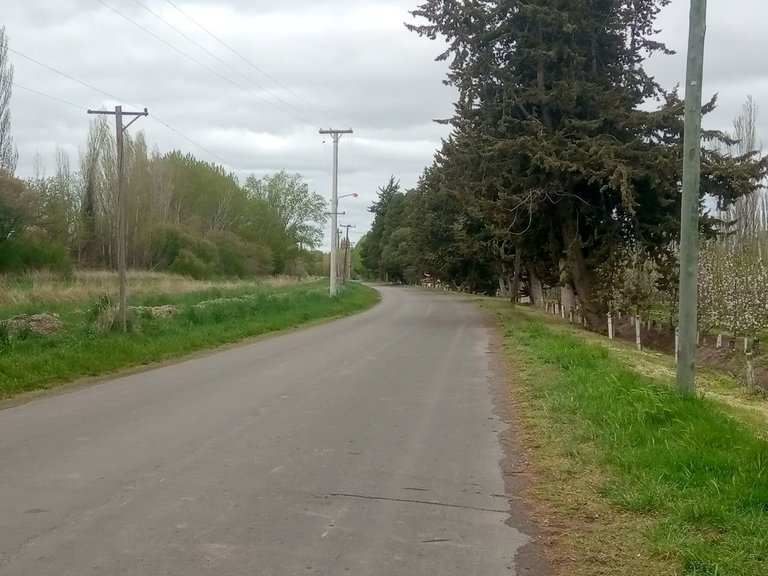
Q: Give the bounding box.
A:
[408,0,765,326]
[361,176,403,280]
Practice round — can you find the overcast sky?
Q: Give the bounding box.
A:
[4,1,766,243]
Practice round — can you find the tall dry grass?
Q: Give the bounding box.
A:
[0,270,305,307]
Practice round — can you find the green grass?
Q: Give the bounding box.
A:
[485,302,768,576]
[0,281,378,399]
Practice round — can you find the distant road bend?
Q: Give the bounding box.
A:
[0,286,545,575]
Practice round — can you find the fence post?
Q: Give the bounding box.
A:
[716,334,722,349]
[635,315,642,350]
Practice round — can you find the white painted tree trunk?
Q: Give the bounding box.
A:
[560,284,575,319]
[529,270,544,308]
[608,313,614,340]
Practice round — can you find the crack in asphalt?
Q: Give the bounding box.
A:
[324,492,509,514]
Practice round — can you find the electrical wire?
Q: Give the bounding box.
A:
[9,48,132,106]
[130,0,324,127]
[12,82,86,111]
[96,0,317,127]
[9,48,250,177]
[149,115,250,177]
[163,0,342,126]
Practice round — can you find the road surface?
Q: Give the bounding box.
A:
[0,286,543,575]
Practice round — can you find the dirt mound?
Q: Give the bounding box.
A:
[129,305,177,318]
[3,313,64,336]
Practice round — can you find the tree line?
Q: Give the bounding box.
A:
[359,0,767,330]
[0,27,329,278]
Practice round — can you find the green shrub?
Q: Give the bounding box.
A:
[170,248,215,279]
[0,236,72,274]
[0,322,9,352]
[151,225,273,279]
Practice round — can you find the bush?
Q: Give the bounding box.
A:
[170,248,216,280]
[0,235,72,274]
[151,225,273,279]
[211,231,273,278]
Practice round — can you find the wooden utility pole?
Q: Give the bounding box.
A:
[319,128,353,296]
[341,224,356,281]
[87,106,148,332]
[676,0,707,394]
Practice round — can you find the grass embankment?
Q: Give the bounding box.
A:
[0,270,299,308]
[482,300,768,576]
[0,278,378,400]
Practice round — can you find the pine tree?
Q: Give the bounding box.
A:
[409,0,766,327]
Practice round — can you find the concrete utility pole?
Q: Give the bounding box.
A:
[676,0,708,394]
[341,224,356,281]
[319,128,353,296]
[88,106,149,332]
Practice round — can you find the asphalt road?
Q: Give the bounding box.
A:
[0,286,541,575]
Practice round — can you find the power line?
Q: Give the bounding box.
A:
[96,0,317,127]
[12,82,86,111]
[149,115,250,177]
[130,0,324,127]
[9,48,131,106]
[163,0,342,125]
[9,48,249,177]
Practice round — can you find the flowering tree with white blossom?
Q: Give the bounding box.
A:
[698,239,768,336]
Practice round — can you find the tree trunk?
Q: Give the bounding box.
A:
[498,276,509,298]
[80,161,99,266]
[560,207,603,330]
[510,249,522,307]
[561,283,576,317]
[529,269,544,308]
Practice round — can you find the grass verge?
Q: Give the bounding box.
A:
[0,281,378,400]
[0,270,302,309]
[481,300,768,576]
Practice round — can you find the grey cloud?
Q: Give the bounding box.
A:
[647,0,768,144]
[6,0,766,244]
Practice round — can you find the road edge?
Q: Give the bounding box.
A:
[479,302,554,575]
[0,285,383,411]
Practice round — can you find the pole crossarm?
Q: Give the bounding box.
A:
[319,128,353,137]
[88,108,149,131]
